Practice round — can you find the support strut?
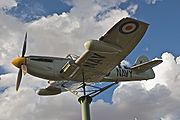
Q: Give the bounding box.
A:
[77,68,118,120]
[82,70,86,96]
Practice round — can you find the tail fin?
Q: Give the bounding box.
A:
[131,55,163,79]
[133,55,149,66]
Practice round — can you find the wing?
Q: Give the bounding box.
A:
[62,17,149,82]
[37,81,81,96]
[100,17,148,50]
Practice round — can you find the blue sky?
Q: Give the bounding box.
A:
[131,0,180,60]
[0,0,180,120]
[6,0,71,22]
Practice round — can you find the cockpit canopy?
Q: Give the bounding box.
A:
[117,64,130,69]
[66,54,79,61]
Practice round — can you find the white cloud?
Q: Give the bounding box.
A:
[127,4,138,15]
[0,13,26,70]
[145,0,163,4]
[0,86,79,120]
[67,0,128,8]
[0,0,17,9]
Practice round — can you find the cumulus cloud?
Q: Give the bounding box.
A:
[127,4,138,15]
[145,0,163,4]
[0,86,79,120]
[0,0,17,9]
[0,13,26,69]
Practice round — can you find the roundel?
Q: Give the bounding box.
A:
[119,21,139,34]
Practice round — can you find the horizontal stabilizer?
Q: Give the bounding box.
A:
[131,59,163,73]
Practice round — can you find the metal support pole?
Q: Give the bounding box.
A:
[78,96,92,120]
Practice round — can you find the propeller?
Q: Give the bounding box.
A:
[22,32,27,57]
[16,69,22,91]
[12,32,28,91]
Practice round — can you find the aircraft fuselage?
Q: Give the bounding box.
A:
[26,56,155,82]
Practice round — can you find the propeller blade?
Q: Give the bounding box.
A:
[21,64,27,75]
[16,69,22,91]
[22,32,27,57]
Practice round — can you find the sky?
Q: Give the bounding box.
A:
[0,0,180,120]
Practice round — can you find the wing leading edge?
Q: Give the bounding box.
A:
[62,17,149,82]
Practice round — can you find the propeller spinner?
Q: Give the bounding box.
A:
[11,32,28,91]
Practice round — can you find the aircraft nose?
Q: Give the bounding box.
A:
[11,57,25,68]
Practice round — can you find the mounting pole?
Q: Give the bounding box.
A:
[78,68,118,120]
[78,96,92,120]
[76,82,117,120]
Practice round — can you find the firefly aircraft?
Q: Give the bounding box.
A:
[11,18,162,96]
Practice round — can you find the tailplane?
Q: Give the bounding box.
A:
[131,55,163,79]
